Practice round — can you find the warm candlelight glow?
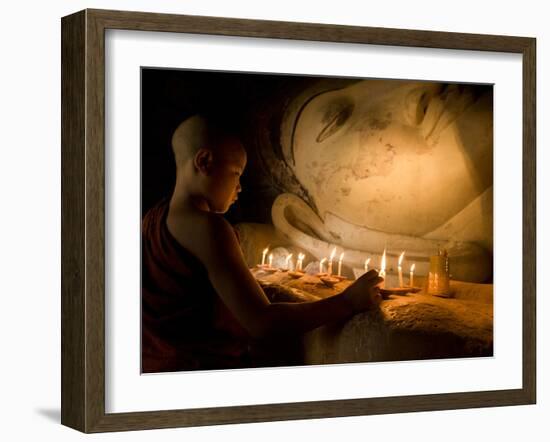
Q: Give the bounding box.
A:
[285,253,293,270]
[327,247,337,275]
[398,251,405,266]
[319,257,327,273]
[338,252,344,277]
[297,253,305,271]
[268,253,273,268]
[409,263,415,287]
[261,247,269,266]
[379,249,386,288]
[364,257,371,273]
[398,251,405,288]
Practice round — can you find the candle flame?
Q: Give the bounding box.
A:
[364,257,371,272]
[285,254,293,263]
[380,249,386,272]
[398,251,405,266]
[410,263,415,272]
[329,247,336,260]
[319,257,327,273]
[261,247,270,266]
[298,253,305,260]
[339,252,344,262]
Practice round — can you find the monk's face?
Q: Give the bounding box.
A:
[206,138,247,213]
[289,79,493,236]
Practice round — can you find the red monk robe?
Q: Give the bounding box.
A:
[141,196,253,373]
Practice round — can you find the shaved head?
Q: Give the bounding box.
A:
[171,115,244,170]
[171,115,210,168]
[169,114,247,213]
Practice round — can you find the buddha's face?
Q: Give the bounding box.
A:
[288,79,493,237]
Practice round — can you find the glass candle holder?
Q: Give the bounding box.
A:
[427,249,450,296]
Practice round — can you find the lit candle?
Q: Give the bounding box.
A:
[379,249,386,289]
[268,253,273,268]
[338,252,344,277]
[409,263,415,287]
[297,253,305,271]
[364,257,371,273]
[398,251,405,288]
[261,247,269,266]
[285,253,293,270]
[327,247,337,276]
[319,257,327,274]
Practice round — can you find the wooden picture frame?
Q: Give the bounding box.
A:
[61,8,536,433]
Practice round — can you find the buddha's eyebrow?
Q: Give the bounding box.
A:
[289,88,344,166]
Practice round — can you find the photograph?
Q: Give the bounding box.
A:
[140,68,494,374]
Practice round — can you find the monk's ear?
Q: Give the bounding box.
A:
[194,148,213,175]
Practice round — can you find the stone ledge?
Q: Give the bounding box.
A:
[250,267,493,364]
[303,293,493,365]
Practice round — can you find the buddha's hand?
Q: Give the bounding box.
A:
[341,269,383,314]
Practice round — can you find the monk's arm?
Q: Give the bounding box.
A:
[257,294,357,337]
[196,216,372,338]
[211,253,357,337]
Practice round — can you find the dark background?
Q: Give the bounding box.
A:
[141,68,311,223]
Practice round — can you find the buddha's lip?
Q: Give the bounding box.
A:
[271,193,437,273]
[322,211,443,258]
[271,192,490,281]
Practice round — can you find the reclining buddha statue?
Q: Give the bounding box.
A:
[236,77,493,283]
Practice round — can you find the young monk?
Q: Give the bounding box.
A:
[141,114,383,373]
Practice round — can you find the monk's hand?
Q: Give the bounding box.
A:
[341,269,383,315]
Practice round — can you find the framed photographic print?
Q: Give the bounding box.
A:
[61,8,536,433]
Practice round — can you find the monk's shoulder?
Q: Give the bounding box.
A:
[166,206,234,251]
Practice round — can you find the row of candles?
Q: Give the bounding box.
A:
[261,247,417,288]
[261,248,306,271]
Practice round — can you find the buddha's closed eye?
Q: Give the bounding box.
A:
[405,88,433,126]
[316,99,354,143]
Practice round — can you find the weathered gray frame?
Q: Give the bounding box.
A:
[61,8,536,433]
